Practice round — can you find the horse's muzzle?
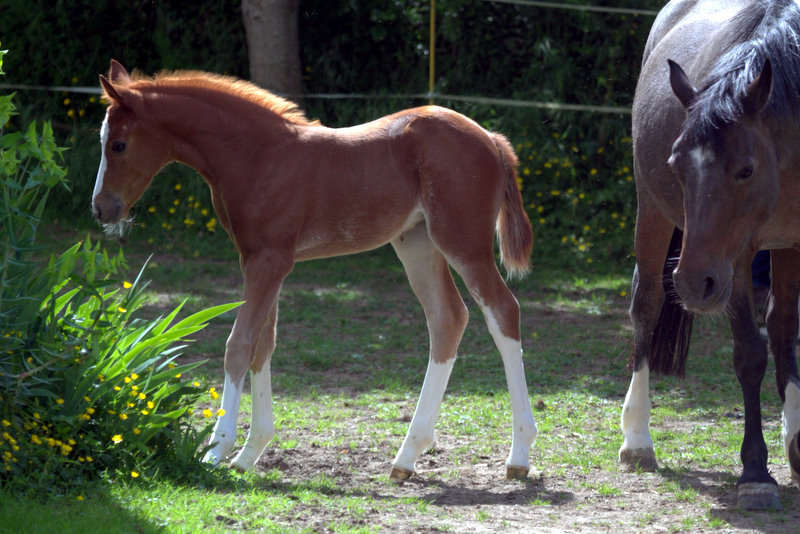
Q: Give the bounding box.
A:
[672,264,732,314]
[92,190,125,224]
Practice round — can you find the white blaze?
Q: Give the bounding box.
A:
[92,112,109,206]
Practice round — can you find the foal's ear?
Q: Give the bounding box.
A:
[108,59,132,84]
[99,75,124,106]
[668,59,698,109]
[742,59,772,117]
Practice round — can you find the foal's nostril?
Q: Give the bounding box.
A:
[702,276,717,301]
[94,204,102,221]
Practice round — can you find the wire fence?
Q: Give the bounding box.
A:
[0,1,660,115]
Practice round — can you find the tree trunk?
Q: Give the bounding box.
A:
[241,0,303,98]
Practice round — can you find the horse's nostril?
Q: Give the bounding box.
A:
[94,204,102,221]
[702,276,716,301]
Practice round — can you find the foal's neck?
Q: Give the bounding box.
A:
[146,86,297,185]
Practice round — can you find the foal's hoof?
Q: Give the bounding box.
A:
[619,447,658,472]
[389,466,414,481]
[506,465,531,481]
[737,482,781,511]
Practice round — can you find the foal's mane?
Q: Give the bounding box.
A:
[127,69,317,126]
[686,0,800,139]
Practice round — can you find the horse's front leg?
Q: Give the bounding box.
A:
[765,248,800,483]
[728,261,779,510]
[203,250,291,470]
[620,211,677,471]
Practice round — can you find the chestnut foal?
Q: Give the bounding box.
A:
[92,60,537,480]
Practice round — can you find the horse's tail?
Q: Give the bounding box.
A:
[649,227,694,376]
[491,132,533,278]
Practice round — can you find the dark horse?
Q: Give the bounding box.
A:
[619,0,800,509]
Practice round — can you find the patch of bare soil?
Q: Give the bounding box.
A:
[247,427,800,533]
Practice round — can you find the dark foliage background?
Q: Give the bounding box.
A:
[2,0,666,265]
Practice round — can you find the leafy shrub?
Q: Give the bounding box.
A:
[0,48,238,495]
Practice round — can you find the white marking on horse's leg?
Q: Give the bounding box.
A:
[782,380,800,483]
[202,372,243,465]
[619,366,656,466]
[482,308,537,475]
[392,358,456,475]
[230,366,275,471]
[92,112,109,208]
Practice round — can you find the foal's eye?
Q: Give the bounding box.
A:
[111,141,127,153]
[736,166,754,181]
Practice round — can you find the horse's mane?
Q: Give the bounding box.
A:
[127,69,317,126]
[686,0,800,140]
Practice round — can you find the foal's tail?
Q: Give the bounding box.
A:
[491,132,533,278]
[649,227,694,376]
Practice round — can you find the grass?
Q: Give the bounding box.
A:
[4,222,800,532]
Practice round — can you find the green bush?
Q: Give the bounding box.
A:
[0,48,239,495]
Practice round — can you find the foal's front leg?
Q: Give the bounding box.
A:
[203,251,289,470]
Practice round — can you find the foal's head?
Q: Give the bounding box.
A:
[92,60,173,235]
[666,59,779,312]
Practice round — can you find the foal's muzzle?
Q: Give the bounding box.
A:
[92,190,125,224]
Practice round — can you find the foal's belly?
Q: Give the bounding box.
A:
[294,206,424,261]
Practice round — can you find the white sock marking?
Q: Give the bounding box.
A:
[202,372,243,465]
[231,367,275,470]
[393,359,455,474]
[783,381,800,481]
[620,366,654,452]
[482,307,537,471]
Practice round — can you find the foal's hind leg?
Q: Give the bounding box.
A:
[389,224,469,480]
[448,253,537,479]
[766,248,800,483]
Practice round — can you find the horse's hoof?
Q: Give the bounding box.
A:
[737,482,781,511]
[788,431,800,481]
[619,447,658,472]
[506,465,531,481]
[390,466,414,481]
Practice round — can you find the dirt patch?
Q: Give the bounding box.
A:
[247,426,800,533]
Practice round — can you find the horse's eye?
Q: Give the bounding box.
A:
[736,166,753,181]
[111,141,127,153]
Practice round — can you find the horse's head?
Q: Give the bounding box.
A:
[92,60,172,235]
[667,59,780,313]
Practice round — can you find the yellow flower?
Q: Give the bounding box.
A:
[217,409,226,417]
[138,393,146,400]
[131,373,139,380]
[111,434,123,444]
[175,183,182,191]
[123,281,133,289]
[147,401,155,409]
[56,398,64,405]
[76,495,84,501]
[131,471,139,478]
[202,409,213,418]
[140,410,149,416]
[117,307,127,313]
[1,420,10,427]
[133,428,141,435]
[31,435,42,445]
[119,414,128,420]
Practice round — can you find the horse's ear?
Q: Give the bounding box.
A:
[108,59,132,84]
[742,58,772,117]
[668,59,698,109]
